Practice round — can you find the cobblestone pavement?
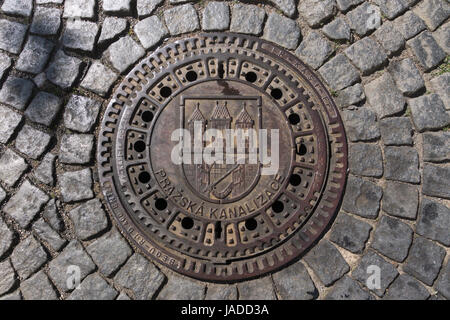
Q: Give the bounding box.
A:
[0,0,449,300]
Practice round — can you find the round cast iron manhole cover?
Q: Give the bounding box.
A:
[98,33,348,282]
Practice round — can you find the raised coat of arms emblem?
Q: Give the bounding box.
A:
[181,97,262,203]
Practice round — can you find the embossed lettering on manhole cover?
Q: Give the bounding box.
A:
[98,33,348,282]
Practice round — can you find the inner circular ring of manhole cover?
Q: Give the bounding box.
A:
[97,33,348,282]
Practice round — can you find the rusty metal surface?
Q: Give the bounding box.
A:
[97,33,348,282]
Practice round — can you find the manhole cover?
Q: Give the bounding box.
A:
[98,33,348,282]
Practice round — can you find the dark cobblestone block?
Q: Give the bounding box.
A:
[237,276,276,300]
[373,21,405,55]
[384,146,420,183]
[423,132,450,163]
[0,76,34,111]
[48,240,95,292]
[63,95,101,133]
[158,274,206,300]
[0,259,17,295]
[21,271,58,300]
[164,4,200,36]
[0,19,27,54]
[295,31,332,69]
[87,228,132,276]
[403,237,445,286]
[34,153,56,186]
[416,199,450,246]
[330,212,372,253]
[371,215,413,262]
[423,164,450,199]
[114,254,166,300]
[336,0,364,12]
[413,0,450,31]
[80,62,118,97]
[388,58,424,96]
[31,7,61,36]
[394,11,426,40]
[384,274,430,300]
[46,50,82,89]
[304,240,350,286]
[318,54,360,91]
[16,36,54,74]
[272,0,296,17]
[0,217,15,258]
[63,20,99,52]
[98,17,127,45]
[342,175,382,219]
[365,73,405,119]
[409,94,449,132]
[0,149,28,187]
[3,180,49,228]
[430,73,449,110]
[135,16,168,50]
[25,92,62,126]
[59,168,94,203]
[103,0,131,15]
[299,0,336,27]
[379,117,413,146]
[1,0,33,18]
[205,285,237,300]
[63,0,96,19]
[322,17,351,41]
[352,251,398,296]
[42,199,63,231]
[33,219,66,252]
[383,181,418,220]
[335,84,365,108]
[11,236,47,280]
[401,0,420,7]
[272,261,317,300]
[433,22,449,54]
[407,31,446,71]
[69,199,108,240]
[342,108,380,142]
[348,143,383,178]
[0,105,22,144]
[137,0,163,18]
[263,13,300,50]
[346,2,381,36]
[15,125,52,159]
[230,4,265,35]
[372,0,406,19]
[325,276,374,300]
[435,261,450,299]
[33,73,47,88]
[202,2,230,31]
[105,36,145,73]
[68,274,118,300]
[0,52,11,80]
[344,38,387,75]
[59,134,94,164]
[36,0,64,4]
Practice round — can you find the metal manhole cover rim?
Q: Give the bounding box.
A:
[97,32,348,283]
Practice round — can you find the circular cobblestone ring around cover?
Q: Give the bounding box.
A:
[98,33,348,282]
